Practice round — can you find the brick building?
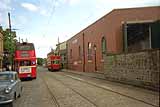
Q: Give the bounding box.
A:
[56,41,67,68]
[67,6,160,72]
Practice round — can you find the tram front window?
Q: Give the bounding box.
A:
[20,60,31,66]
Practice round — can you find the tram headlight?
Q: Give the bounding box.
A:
[32,61,36,65]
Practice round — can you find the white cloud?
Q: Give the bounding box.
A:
[21,3,39,12]
[21,2,50,17]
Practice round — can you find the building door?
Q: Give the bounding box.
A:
[151,20,160,48]
[93,45,97,71]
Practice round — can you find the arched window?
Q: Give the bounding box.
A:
[70,49,72,59]
[101,37,106,58]
[88,42,92,60]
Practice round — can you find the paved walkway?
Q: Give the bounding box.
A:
[62,69,106,79]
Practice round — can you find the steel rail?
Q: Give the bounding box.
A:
[61,72,158,107]
[40,73,60,107]
[47,73,98,107]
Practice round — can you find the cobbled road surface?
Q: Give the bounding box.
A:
[13,67,159,107]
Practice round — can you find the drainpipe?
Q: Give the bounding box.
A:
[149,25,152,48]
[82,33,85,72]
[123,22,128,52]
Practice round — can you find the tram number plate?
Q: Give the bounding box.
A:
[23,68,28,72]
[20,67,31,73]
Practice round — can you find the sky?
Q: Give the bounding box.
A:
[0,0,159,58]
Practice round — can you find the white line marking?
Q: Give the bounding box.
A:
[66,75,113,90]
[66,75,84,81]
[100,85,113,90]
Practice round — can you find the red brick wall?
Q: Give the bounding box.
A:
[67,6,160,72]
[67,35,83,71]
[110,7,160,52]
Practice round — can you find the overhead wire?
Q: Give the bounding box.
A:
[42,0,58,36]
[42,0,58,51]
[47,0,57,25]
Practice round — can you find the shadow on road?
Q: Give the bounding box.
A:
[0,103,13,107]
[20,78,33,82]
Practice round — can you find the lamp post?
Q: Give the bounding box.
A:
[8,13,19,71]
[0,34,3,71]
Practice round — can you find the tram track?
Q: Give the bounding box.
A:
[59,72,158,107]
[40,73,60,107]
[47,73,98,107]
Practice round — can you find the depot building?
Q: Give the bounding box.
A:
[67,6,160,72]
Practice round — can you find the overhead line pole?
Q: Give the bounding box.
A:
[8,13,11,33]
[8,12,12,71]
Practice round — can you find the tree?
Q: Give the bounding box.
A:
[2,28,17,68]
[37,58,44,66]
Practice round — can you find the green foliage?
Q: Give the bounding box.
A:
[2,29,17,64]
[37,58,44,65]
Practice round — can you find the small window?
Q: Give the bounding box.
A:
[54,60,59,64]
[51,61,54,64]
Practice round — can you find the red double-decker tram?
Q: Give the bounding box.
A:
[14,42,37,79]
[47,52,61,71]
